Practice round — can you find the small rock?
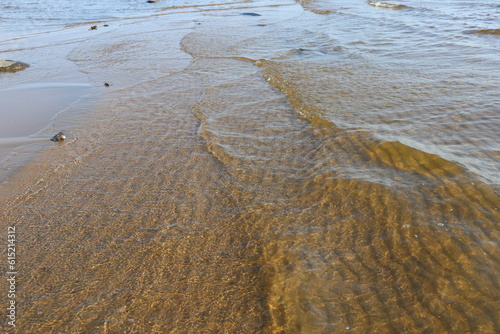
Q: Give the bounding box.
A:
[104,83,110,87]
[89,25,98,31]
[240,12,261,16]
[51,132,66,142]
[0,59,29,73]
[103,24,109,27]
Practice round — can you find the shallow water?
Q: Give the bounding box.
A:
[0,83,91,137]
[0,0,499,332]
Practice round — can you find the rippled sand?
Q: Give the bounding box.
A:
[1,0,499,332]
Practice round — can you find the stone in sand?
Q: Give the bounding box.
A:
[240,13,261,16]
[51,132,66,142]
[0,59,29,73]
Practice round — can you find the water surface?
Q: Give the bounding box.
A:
[0,0,498,332]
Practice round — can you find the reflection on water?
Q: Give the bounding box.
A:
[0,0,499,332]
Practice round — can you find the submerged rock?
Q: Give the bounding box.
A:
[51,132,66,142]
[240,12,261,16]
[0,59,29,73]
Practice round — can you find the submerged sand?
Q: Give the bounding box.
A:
[0,2,281,332]
[1,0,499,333]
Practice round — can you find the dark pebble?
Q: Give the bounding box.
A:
[51,132,66,142]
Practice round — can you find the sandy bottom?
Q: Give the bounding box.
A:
[0,0,498,333]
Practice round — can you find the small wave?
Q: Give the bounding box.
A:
[0,137,45,145]
[294,0,332,15]
[463,29,500,35]
[367,1,409,10]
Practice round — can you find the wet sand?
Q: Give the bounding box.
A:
[0,23,98,177]
[0,2,284,332]
[0,83,91,160]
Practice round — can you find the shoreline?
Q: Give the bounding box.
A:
[0,22,109,180]
[0,82,93,139]
[0,81,95,184]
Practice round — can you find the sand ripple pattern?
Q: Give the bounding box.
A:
[1,0,499,333]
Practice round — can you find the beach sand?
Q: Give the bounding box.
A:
[1,0,499,332]
[0,1,291,332]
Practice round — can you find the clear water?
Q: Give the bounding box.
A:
[0,0,165,39]
[0,0,499,332]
